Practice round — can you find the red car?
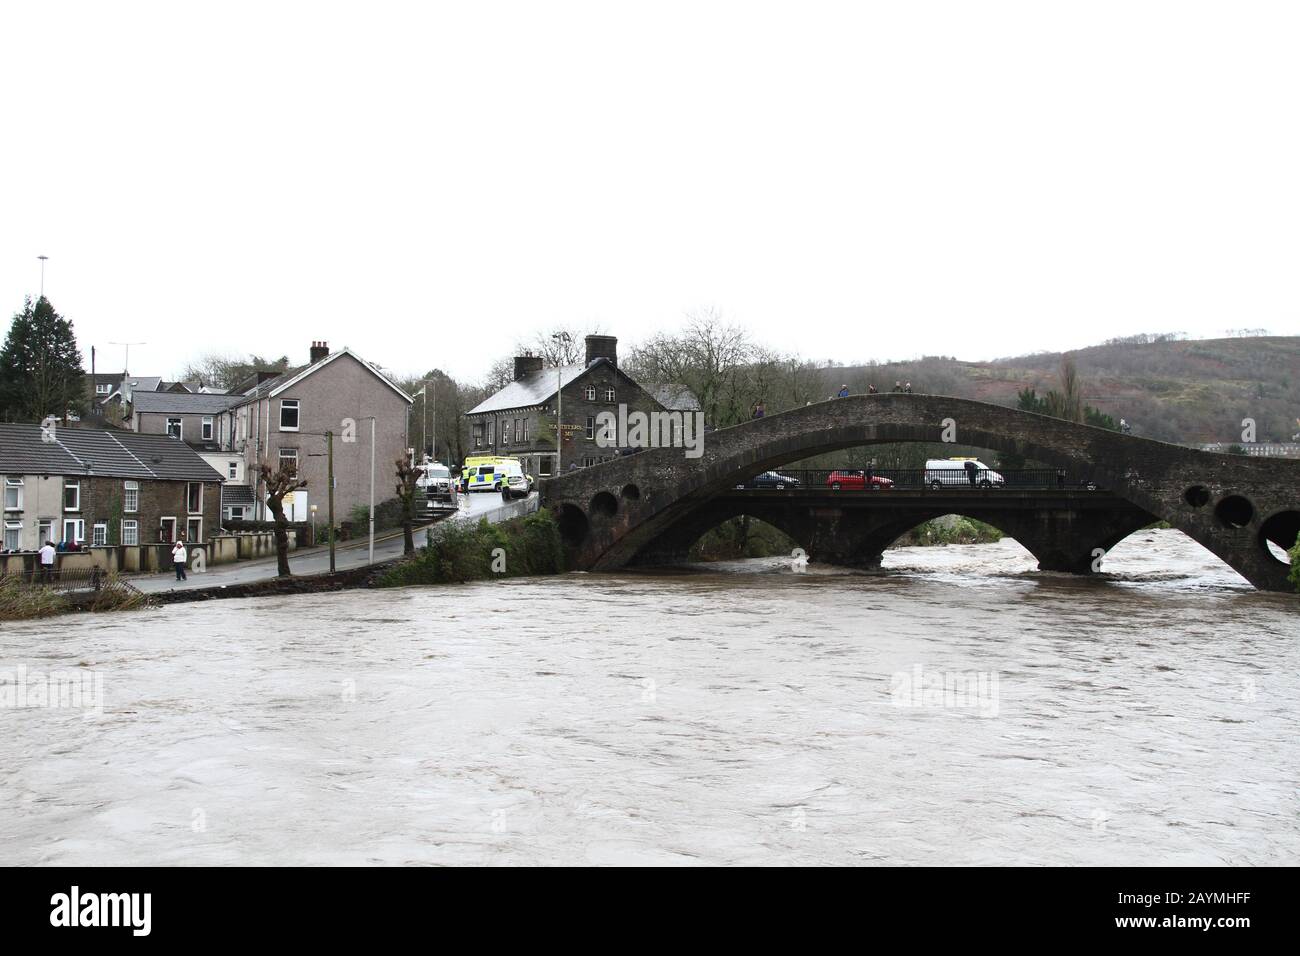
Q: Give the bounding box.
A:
[826,470,894,491]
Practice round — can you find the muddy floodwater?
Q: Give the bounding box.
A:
[2,529,1297,865]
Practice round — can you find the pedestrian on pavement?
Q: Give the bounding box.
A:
[38,540,56,584]
[904,381,913,393]
[171,537,188,581]
[837,384,849,398]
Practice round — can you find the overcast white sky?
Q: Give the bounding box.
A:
[3,1,1297,383]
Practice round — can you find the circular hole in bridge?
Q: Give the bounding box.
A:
[556,504,589,545]
[1258,510,1300,565]
[590,491,618,518]
[1183,485,1211,508]
[1214,495,1254,529]
[621,483,641,500]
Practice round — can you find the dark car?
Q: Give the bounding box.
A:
[826,470,894,491]
[736,470,801,490]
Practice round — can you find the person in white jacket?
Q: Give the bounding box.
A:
[171,537,188,581]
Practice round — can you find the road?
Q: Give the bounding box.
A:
[130,491,536,594]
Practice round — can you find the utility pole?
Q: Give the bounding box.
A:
[37,255,48,297]
[552,331,571,474]
[327,430,336,573]
[368,417,376,565]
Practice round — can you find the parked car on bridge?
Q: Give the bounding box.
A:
[740,470,801,490]
[826,470,894,491]
[924,458,1005,489]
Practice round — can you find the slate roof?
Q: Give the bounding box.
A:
[132,391,243,415]
[0,423,224,482]
[648,383,701,412]
[221,484,255,507]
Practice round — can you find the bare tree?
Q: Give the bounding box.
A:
[395,453,425,555]
[259,463,306,577]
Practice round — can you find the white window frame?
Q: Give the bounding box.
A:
[585,416,595,440]
[279,399,300,432]
[95,383,111,394]
[166,417,183,439]
[159,516,177,542]
[228,461,239,479]
[202,416,214,440]
[62,518,85,545]
[278,449,299,474]
[37,519,52,544]
[584,385,596,401]
[186,482,204,514]
[92,522,108,546]
[186,516,203,543]
[123,480,139,513]
[121,519,139,546]
[63,480,80,512]
[228,506,245,521]
[3,476,22,512]
[604,387,616,403]
[3,520,20,550]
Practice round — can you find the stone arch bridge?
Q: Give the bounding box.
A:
[540,394,1300,592]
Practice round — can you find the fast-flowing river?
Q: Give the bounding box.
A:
[2,529,1297,865]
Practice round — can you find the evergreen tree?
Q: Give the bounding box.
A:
[0,297,86,422]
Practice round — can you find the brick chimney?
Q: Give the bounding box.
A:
[584,334,617,367]
[310,341,330,364]
[514,353,544,381]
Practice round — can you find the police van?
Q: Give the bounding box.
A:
[460,456,534,495]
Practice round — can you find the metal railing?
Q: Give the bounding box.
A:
[1,566,111,592]
[731,468,1103,491]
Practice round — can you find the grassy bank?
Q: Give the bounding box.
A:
[377,510,565,586]
[0,574,152,621]
[892,517,1004,547]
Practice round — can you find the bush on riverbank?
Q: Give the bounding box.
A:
[377,510,565,586]
[1289,534,1300,594]
[0,576,69,620]
[690,516,797,560]
[897,516,1003,546]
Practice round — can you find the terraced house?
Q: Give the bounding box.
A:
[0,423,223,552]
[465,335,700,478]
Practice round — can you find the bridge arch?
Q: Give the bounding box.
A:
[543,394,1300,591]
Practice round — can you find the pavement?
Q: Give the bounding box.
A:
[129,491,537,594]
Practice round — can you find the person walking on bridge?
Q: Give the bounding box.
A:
[964,460,978,487]
[837,384,849,398]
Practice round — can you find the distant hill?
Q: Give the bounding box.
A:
[824,336,1300,445]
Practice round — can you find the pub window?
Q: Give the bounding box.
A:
[604,387,616,403]
[585,416,595,440]
[584,385,596,401]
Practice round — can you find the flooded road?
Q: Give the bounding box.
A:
[2,529,1297,865]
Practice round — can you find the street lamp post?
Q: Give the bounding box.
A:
[552,331,571,475]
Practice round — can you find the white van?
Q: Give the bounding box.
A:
[924,458,1005,488]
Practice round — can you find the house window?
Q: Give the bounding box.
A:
[123,480,139,513]
[96,383,111,394]
[582,457,598,468]
[3,477,22,511]
[121,519,138,546]
[3,521,20,550]
[585,416,595,440]
[187,517,203,542]
[519,418,528,442]
[228,506,245,521]
[159,517,176,543]
[584,385,596,401]
[604,387,616,403]
[486,421,494,445]
[62,519,85,545]
[63,480,80,511]
[278,449,298,474]
[187,482,203,514]
[38,519,52,544]
[92,522,108,546]
[202,416,214,440]
[166,417,182,439]
[228,461,239,479]
[280,399,300,431]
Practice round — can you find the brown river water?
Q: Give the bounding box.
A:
[1,528,1297,865]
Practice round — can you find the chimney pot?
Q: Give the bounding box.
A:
[310,341,330,364]
[513,354,545,381]
[584,334,618,368]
